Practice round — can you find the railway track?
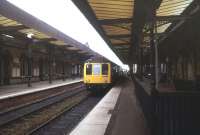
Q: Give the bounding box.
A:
[31,96,101,135]
[0,82,83,112]
[0,82,89,135]
[31,87,110,135]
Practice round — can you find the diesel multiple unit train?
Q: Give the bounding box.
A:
[84,62,111,83]
[83,58,123,90]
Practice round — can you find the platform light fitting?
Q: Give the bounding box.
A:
[2,34,14,38]
[27,33,34,39]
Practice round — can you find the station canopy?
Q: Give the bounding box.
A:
[0,3,96,59]
[72,0,198,64]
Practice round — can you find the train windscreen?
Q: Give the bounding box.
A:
[86,64,92,75]
[93,64,101,75]
[102,64,108,75]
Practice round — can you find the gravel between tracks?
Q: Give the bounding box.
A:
[31,96,101,135]
[0,90,89,135]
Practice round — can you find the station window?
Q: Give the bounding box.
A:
[33,67,40,76]
[93,64,101,75]
[86,64,92,75]
[102,64,108,75]
[12,67,20,77]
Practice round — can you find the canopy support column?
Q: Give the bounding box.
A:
[63,50,66,81]
[48,44,53,84]
[27,39,32,87]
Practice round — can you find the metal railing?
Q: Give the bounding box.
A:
[134,77,200,135]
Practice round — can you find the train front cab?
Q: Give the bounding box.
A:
[84,63,111,90]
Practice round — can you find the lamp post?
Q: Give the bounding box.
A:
[27,33,34,87]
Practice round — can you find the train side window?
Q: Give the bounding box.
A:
[86,64,92,75]
[93,64,101,75]
[102,64,108,75]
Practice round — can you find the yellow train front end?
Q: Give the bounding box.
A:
[83,63,111,90]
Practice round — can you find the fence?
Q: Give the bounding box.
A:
[134,78,200,135]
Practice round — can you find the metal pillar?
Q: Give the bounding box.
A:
[150,21,159,90]
[48,44,53,84]
[78,64,80,77]
[140,47,144,81]
[0,37,5,86]
[39,58,44,81]
[0,47,3,85]
[63,61,66,81]
[75,64,78,77]
[62,51,66,81]
[27,39,32,87]
[150,23,156,89]
[154,24,159,89]
[193,50,197,79]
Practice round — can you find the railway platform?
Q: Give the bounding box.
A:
[0,78,82,100]
[70,77,149,135]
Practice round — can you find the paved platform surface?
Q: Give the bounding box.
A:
[70,82,122,135]
[70,77,149,135]
[107,78,150,135]
[0,78,82,100]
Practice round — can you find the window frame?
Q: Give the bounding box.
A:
[86,64,92,75]
[102,63,109,75]
[92,63,101,75]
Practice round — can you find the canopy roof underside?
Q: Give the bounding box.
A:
[73,0,195,63]
[0,14,91,55]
